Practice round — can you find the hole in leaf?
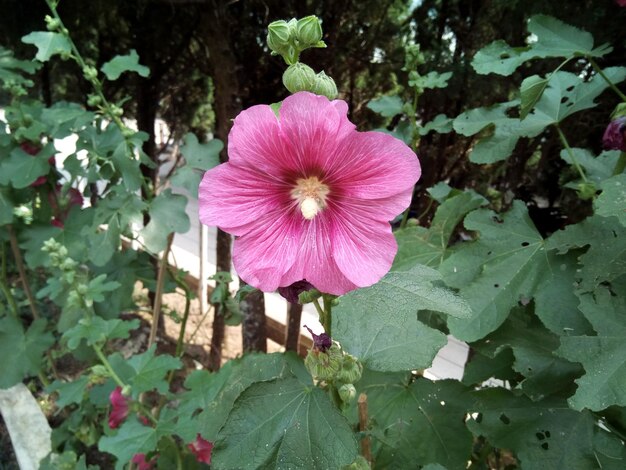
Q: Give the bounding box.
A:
[541,442,549,450]
[545,430,551,438]
[560,97,569,104]
[536,432,545,440]
[487,251,493,255]
[566,85,575,92]
[500,53,511,59]
[492,215,504,224]
[521,241,529,247]
[566,102,573,107]
[494,284,500,288]
[475,413,483,423]
[499,413,510,425]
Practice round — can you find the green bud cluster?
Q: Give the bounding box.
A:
[44,15,62,32]
[343,455,371,470]
[305,343,343,381]
[282,63,338,100]
[267,16,326,65]
[82,65,98,83]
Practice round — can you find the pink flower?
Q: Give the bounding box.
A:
[199,92,420,295]
[616,0,626,6]
[188,434,213,464]
[131,453,157,470]
[603,116,626,151]
[108,386,129,429]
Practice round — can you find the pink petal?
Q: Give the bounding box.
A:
[333,186,415,222]
[278,92,355,176]
[330,206,398,287]
[108,386,129,429]
[227,104,291,175]
[188,434,213,464]
[279,215,359,295]
[199,163,289,236]
[232,209,303,292]
[328,131,420,200]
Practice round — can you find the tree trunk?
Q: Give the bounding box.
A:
[241,283,267,353]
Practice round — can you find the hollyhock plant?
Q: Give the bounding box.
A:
[188,434,214,464]
[603,116,626,151]
[108,386,129,429]
[131,453,157,470]
[199,92,421,295]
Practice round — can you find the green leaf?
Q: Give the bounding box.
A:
[442,201,550,342]
[462,348,517,386]
[99,419,158,470]
[471,40,530,76]
[21,31,71,62]
[2,144,55,189]
[353,371,472,469]
[89,216,121,266]
[0,317,54,389]
[367,95,404,117]
[170,166,202,198]
[473,307,583,401]
[0,188,14,225]
[140,189,190,253]
[410,71,452,89]
[333,264,470,372]
[520,75,549,119]
[557,285,626,411]
[467,388,624,469]
[212,376,358,470]
[100,49,150,80]
[0,45,39,88]
[595,173,626,226]
[419,114,453,136]
[126,345,181,395]
[47,376,90,408]
[560,148,619,184]
[180,133,223,170]
[63,316,140,350]
[547,214,626,291]
[394,190,486,270]
[178,353,308,441]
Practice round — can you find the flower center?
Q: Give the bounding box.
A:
[290,176,330,220]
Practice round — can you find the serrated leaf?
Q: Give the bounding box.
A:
[471,40,530,76]
[410,71,452,89]
[394,190,486,270]
[47,376,90,408]
[2,144,55,189]
[367,95,404,117]
[100,50,149,80]
[442,201,550,342]
[89,216,121,266]
[467,388,624,469]
[473,307,583,401]
[170,166,202,198]
[333,264,470,372]
[353,371,472,470]
[595,173,626,226]
[21,31,71,62]
[63,316,140,350]
[0,317,54,389]
[126,345,181,395]
[557,285,626,411]
[180,133,223,171]
[139,189,190,253]
[0,46,39,88]
[419,114,453,136]
[212,377,358,470]
[99,419,158,470]
[520,75,549,119]
[560,148,619,184]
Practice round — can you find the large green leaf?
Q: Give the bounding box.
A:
[557,285,626,411]
[353,371,473,470]
[442,201,550,342]
[179,133,223,171]
[0,46,39,88]
[21,31,71,62]
[140,189,190,253]
[125,345,181,395]
[0,317,54,389]
[419,114,453,136]
[62,316,140,350]
[333,264,471,372]
[2,144,54,189]
[520,75,549,120]
[560,148,619,184]
[367,95,404,117]
[47,376,90,408]
[394,190,486,270]
[99,419,158,470]
[595,173,626,226]
[212,376,358,470]
[473,307,583,401]
[100,49,150,80]
[467,388,626,469]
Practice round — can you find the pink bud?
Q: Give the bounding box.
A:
[188,433,214,464]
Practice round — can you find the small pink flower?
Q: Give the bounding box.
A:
[131,453,157,470]
[188,434,213,464]
[199,92,421,295]
[603,117,626,151]
[616,0,626,6]
[108,386,129,429]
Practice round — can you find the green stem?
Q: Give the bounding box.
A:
[614,152,626,175]
[0,244,18,317]
[322,295,333,337]
[7,225,39,319]
[148,233,174,348]
[93,346,126,388]
[588,57,626,102]
[312,298,325,325]
[555,125,588,183]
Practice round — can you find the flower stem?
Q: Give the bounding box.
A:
[7,225,39,319]
[322,295,333,337]
[0,243,18,318]
[313,298,325,323]
[555,125,588,183]
[93,345,126,388]
[588,57,626,102]
[148,233,174,348]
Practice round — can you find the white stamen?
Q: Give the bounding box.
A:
[300,197,320,220]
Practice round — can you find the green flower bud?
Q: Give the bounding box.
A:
[87,94,102,107]
[45,15,61,31]
[577,181,597,200]
[82,65,98,82]
[311,71,338,100]
[336,354,363,384]
[296,15,323,47]
[282,62,316,94]
[343,455,371,470]
[305,343,342,381]
[90,364,109,379]
[338,383,357,403]
[267,20,291,55]
[121,385,132,396]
